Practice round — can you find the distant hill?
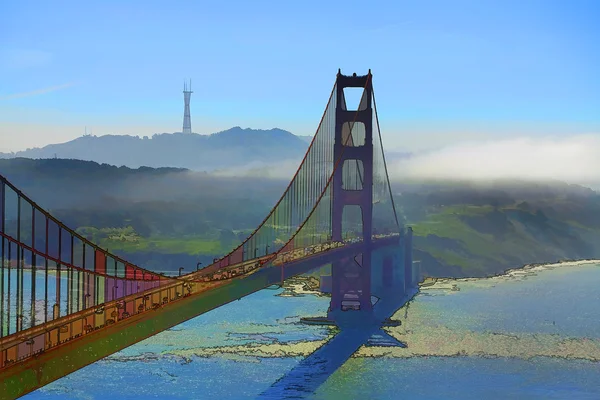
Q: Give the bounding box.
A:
[0,158,287,211]
[0,127,309,171]
[393,180,600,277]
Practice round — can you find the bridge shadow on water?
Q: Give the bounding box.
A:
[257,289,417,399]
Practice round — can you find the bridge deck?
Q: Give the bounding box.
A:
[0,236,398,399]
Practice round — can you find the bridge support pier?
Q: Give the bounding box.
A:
[301,228,417,329]
[326,251,373,326]
[370,240,405,302]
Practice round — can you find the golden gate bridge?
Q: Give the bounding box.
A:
[0,70,421,399]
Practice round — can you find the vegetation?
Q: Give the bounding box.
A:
[395,181,600,277]
[3,159,600,277]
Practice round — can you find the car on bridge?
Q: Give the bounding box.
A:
[341,293,361,311]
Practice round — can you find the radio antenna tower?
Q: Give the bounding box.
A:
[182,79,193,134]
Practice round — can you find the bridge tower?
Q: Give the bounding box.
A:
[328,70,375,321]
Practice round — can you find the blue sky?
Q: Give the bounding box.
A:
[0,0,598,152]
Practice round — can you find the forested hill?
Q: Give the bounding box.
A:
[394,180,600,277]
[0,158,287,211]
[2,158,600,277]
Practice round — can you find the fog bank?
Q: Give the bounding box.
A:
[389,134,600,188]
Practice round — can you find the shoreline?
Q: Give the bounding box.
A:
[3,258,598,296]
[279,258,600,297]
[423,258,600,290]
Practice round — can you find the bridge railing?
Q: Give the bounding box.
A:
[0,227,399,371]
[0,274,190,369]
[0,175,181,339]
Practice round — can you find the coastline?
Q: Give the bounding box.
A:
[423,258,600,290]
[280,258,600,296]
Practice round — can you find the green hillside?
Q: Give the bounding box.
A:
[397,181,600,277]
[2,159,599,277]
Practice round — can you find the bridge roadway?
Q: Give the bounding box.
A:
[0,234,400,400]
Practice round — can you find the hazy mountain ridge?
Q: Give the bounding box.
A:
[0,127,309,171]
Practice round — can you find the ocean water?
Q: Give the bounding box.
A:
[23,262,600,399]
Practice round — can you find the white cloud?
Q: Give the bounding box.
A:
[389,134,600,186]
[0,82,77,101]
